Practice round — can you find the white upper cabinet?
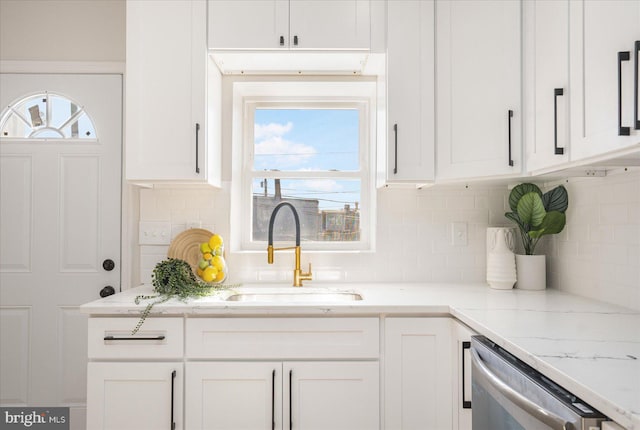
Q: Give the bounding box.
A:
[523,0,570,173]
[384,0,435,184]
[126,0,221,186]
[208,0,370,50]
[569,0,640,161]
[436,0,522,181]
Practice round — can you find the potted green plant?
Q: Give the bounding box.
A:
[504,183,568,290]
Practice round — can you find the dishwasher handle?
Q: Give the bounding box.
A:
[470,347,574,430]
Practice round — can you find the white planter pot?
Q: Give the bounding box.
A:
[515,254,546,290]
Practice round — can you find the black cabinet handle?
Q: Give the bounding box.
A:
[553,88,564,155]
[103,335,166,341]
[293,35,299,46]
[462,341,472,409]
[195,123,201,173]
[279,36,285,46]
[508,110,514,166]
[618,51,631,136]
[272,369,276,430]
[170,370,176,430]
[634,41,639,130]
[393,123,398,175]
[289,369,293,430]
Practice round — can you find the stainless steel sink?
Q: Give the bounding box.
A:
[225,289,363,303]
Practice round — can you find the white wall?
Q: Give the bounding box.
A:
[547,170,640,310]
[0,0,125,62]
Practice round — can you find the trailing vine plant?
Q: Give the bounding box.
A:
[132,258,237,334]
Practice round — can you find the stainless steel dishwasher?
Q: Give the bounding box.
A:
[470,335,607,430]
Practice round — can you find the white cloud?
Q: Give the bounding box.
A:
[300,179,343,193]
[254,121,293,140]
[254,121,316,169]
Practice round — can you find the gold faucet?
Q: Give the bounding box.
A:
[267,202,313,287]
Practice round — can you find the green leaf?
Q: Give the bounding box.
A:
[509,183,542,212]
[517,192,546,227]
[542,185,569,213]
[505,211,526,231]
[529,211,566,239]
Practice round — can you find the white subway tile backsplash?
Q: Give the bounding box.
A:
[135,168,639,311]
[548,170,640,311]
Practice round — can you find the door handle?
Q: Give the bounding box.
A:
[508,110,514,166]
[461,341,472,409]
[99,286,115,297]
[170,370,176,430]
[634,41,639,130]
[618,51,631,136]
[272,369,276,430]
[553,88,564,155]
[393,123,398,175]
[289,369,293,430]
[195,123,201,173]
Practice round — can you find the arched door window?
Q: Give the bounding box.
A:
[1,92,97,140]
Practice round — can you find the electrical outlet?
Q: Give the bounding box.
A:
[452,222,468,246]
[139,221,172,245]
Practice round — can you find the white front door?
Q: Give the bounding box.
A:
[0,73,122,428]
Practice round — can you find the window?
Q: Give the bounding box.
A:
[231,81,376,252]
[1,92,97,140]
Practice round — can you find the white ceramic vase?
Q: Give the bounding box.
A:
[515,254,546,290]
[486,228,517,290]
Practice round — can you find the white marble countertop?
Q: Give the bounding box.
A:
[81,282,640,429]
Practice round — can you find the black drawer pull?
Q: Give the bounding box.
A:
[103,335,166,341]
[634,41,639,130]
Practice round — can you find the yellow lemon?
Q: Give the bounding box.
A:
[202,266,217,283]
[200,242,212,254]
[203,252,213,261]
[211,255,225,271]
[196,268,204,277]
[215,270,225,282]
[208,234,223,250]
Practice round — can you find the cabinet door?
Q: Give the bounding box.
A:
[386,0,435,183]
[385,318,452,430]
[524,0,570,173]
[185,362,282,430]
[208,0,289,49]
[289,0,370,50]
[452,321,476,430]
[87,362,183,430]
[569,0,640,160]
[126,0,208,183]
[285,361,379,430]
[436,0,522,180]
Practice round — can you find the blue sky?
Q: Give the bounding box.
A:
[253,108,361,211]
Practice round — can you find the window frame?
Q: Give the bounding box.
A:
[230,80,377,253]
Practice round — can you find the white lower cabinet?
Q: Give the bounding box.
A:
[384,317,453,430]
[185,361,378,430]
[87,362,183,430]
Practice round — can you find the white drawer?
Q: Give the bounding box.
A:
[88,317,183,359]
[185,317,379,359]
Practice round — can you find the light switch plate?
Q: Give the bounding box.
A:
[452,222,468,246]
[139,221,172,245]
